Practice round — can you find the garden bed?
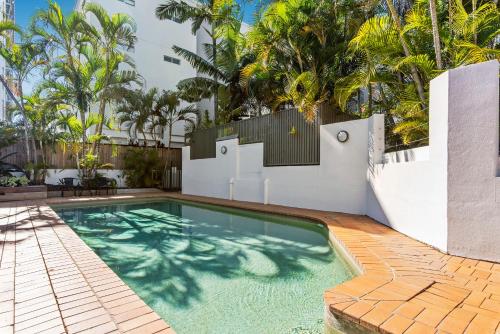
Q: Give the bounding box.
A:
[0,185,48,202]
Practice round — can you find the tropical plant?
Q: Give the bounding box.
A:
[0,175,29,187]
[242,0,369,121]
[116,88,158,143]
[152,90,197,150]
[122,148,162,188]
[335,0,499,146]
[156,0,240,119]
[0,34,47,164]
[32,2,93,153]
[83,3,138,155]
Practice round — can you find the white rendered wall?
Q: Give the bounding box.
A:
[182,60,500,261]
[367,69,451,251]
[367,60,500,258]
[445,61,500,261]
[45,169,126,188]
[182,116,384,214]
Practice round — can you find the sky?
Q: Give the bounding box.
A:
[16,0,256,30]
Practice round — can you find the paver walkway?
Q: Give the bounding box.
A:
[0,199,174,334]
[1,192,499,334]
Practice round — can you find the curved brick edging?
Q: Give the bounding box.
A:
[3,193,499,334]
[147,193,500,334]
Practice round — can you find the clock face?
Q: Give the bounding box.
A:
[337,130,349,143]
[220,146,228,154]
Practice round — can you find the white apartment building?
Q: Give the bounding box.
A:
[75,0,216,147]
[0,0,14,121]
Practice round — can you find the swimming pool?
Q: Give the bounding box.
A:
[54,199,354,334]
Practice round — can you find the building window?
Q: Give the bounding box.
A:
[164,55,181,65]
[117,0,135,6]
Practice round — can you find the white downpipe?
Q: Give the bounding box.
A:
[264,178,270,204]
[229,178,235,200]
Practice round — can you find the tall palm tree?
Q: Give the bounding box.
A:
[83,3,138,155]
[242,0,367,121]
[152,90,197,151]
[116,88,157,144]
[172,20,252,122]
[384,0,427,105]
[0,37,46,164]
[32,1,94,156]
[429,0,443,69]
[156,0,240,120]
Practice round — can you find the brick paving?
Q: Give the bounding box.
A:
[0,200,174,334]
[1,192,500,334]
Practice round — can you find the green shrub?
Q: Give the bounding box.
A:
[0,176,30,187]
[122,148,162,188]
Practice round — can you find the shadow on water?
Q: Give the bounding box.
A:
[55,200,337,310]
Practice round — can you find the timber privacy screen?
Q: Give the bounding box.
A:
[189,106,359,166]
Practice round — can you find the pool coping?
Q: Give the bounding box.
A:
[2,192,500,334]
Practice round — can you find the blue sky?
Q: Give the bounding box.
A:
[16,0,256,30]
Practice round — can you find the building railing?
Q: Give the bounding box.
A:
[189,106,359,166]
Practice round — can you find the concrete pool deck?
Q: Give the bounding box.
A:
[1,192,499,334]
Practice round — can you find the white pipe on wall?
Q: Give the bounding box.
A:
[264,178,270,204]
[229,177,235,200]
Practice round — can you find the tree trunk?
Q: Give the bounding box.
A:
[367,84,373,116]
[385,0,427,106]
[212,26,218,122]
[429,0,443,69]
[0,75,31,163]
[91,98,106,155]
[18,85,38,166]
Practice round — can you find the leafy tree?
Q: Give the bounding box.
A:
[242,0,368,121]
[156,0,240,120]
[32,1,94,156]
[0,33,46,164]
[116,88,158,143]
[83,3,138,155]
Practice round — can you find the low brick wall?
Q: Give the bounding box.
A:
[0,185,47,202]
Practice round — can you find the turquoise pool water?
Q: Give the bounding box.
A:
[55,200,353,334]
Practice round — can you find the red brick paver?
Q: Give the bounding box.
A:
[152,193,500,334]
[2,192,500,334]
[0,200,173,334]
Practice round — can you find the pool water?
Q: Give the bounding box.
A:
[55,200,353,334]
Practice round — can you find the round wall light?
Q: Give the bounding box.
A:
[220,145,228,155]
[337,130,349,143]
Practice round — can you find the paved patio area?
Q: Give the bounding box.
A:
[0,198,174,334]
[0,192,499,334]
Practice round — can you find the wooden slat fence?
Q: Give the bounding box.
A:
[0,143,182,170]
[189,105,359,166]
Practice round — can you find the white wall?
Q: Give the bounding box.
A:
[445,61,500,261]
[182,61,500,262]
[45,169,126,188]
[183,115,385,214]
[367,60,500,259]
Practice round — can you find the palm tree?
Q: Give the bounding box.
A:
[83,3,138,155]
[429,0,443,69]
[12,91,59,170]
[173,20,252,122]
[242,0,367,121]
[384,0,427,106]
[32,1,94,156]
[116,88,157,144]
[156,0,240,120]
[152,90,197,151]
[0,36,46,164]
